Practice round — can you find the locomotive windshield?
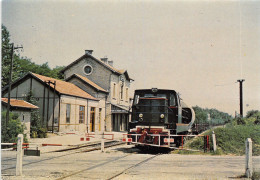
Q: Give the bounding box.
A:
[132,90,178,125]
[134,93,176,106]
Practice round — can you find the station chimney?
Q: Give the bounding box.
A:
[85,50,93,55]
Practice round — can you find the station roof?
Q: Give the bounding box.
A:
[31,73,97,101]
[2,72,98,101]
[2,98,39,109]
[66,74,108,93]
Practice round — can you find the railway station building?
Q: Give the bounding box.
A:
[61,50,134,132]
[2,72,101,133]
[2,50,133,134]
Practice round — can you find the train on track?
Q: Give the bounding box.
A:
[125,88,195,149]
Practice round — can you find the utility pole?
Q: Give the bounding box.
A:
[237,79,245,117]
[6,43,23,127]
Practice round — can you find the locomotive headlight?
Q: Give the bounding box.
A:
[160,114,165,118]
[139,113,143,118]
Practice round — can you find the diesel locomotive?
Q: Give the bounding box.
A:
[126,88,195,148]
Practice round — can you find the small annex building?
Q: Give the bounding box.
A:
[61,50,134,132]
[1,98,39,138]
[2,72,103,133]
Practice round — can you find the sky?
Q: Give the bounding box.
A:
[2,0,260,116]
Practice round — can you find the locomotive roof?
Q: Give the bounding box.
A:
[134,89,177,93]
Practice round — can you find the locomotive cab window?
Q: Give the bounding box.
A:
[144,94,154,97]
[170,93,177,106]
[157,94,167,98]
[134,95,139,105]
[142,94,167,98]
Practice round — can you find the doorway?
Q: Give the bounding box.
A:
[90,107,95,132]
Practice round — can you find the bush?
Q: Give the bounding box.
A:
[30,126,47,138]
[252,171,260,180]
[1,111,28,143]
[186,125,260,156]
[37,128,47,138]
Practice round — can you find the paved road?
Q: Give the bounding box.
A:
[2,145,260,180]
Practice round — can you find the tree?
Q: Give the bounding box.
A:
[2,24,13,88]
[24,91,47,138]
[246,110,259,118]
[192,105,232,125]
[192,106,208,124]
[1,24,65,88]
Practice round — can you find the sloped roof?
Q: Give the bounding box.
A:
[2,98,39,109]
[60,53,134,81]
[66,74,108,93]
[31,73,97,101]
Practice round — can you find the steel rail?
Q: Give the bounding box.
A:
[1,140,124,170]
[55,152,160,180]
[55,154,131,180]
[107,154,160,180]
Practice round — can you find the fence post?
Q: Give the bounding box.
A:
[212,131,217,152]
[204,136,206,153]
[16,134,23,176]
[101,132,105,152]
[245,138,253,178]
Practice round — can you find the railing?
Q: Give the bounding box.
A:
[192,123,226,133]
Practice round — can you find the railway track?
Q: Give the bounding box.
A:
[56,153,160,180]
[1,140,125,171]
[107,154,159,180]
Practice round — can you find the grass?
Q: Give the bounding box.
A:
[185,125,260,156]
[252,171,260,180]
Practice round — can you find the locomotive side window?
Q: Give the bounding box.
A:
[170,93,176,106]
[134,95,140,105]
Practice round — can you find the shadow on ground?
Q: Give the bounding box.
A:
[113,145,172,154]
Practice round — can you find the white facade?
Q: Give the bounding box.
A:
[14,110,31,139]
[59,95,102,133]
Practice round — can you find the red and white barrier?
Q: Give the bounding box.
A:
[80,133,114,141]
[1,143,63,151]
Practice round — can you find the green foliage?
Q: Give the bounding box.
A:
[1,24,14,87]
[1,24,65,88]
[186,125,260,156]
[246,110,260,118]
[192,105,232,125]
[24,91,47,138]
[1,111,28,143]
[232,110,260,125]
[252,171,260,180]
[192,106,208,124]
